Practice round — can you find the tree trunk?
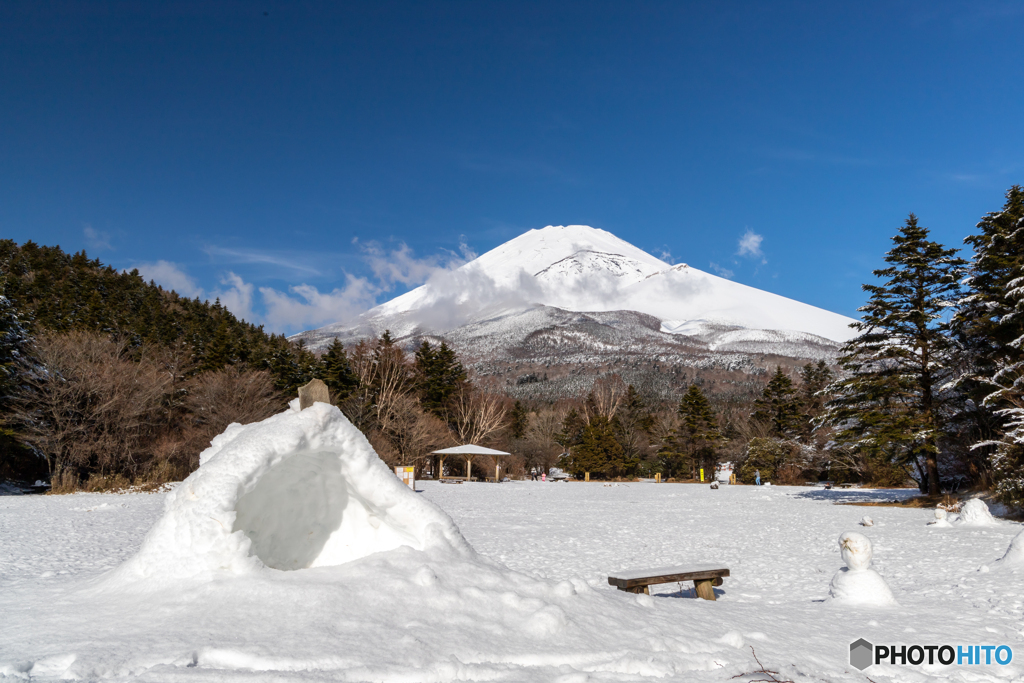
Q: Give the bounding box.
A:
[925,448,940,495]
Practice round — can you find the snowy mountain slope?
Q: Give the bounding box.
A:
[295,225,857,380]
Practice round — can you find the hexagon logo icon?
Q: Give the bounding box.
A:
[850,638,874,670]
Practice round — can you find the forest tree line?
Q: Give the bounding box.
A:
[1,185,1023,506]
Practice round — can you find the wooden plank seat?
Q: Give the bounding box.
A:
[607,565,730,601]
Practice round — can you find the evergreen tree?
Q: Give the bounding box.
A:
[822,214,966,494]
[674,384,722,478]
[508,400,528,440]
[0,294,31,408]
[570,415,628,479]
[953,186,1024,505]
[797,360,833,439]
[753,367,802,438]
[555,408,586,451]
[414,340,468,416]
[615,385,654,470]
[322,338,359,402]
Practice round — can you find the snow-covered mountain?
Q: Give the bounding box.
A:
[294,225,856,398]
[298,225,856,348]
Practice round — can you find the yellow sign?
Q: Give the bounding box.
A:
[395,466,415,489]
[700,468,704,482]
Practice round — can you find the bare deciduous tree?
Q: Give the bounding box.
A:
[11,331,170,485]
[450,389,508,446]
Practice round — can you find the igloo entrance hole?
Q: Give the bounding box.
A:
[232,450,347,570]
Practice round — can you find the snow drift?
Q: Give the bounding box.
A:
[993,528,1024,569]
[955,498,1000,527]
[106,402,470,583]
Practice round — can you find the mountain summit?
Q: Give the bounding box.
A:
[299,225,857,349]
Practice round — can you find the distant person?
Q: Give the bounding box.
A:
[755,469,761,486]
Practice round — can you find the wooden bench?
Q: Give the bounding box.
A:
[607,565,730,601]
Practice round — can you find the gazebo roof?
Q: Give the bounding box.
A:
[431,444,510,456]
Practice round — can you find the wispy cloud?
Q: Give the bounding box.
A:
[83,224,112,251]
[737,230,765,262]
[133,260,204,298]
[203,246,323,276]
[709,262,734,279]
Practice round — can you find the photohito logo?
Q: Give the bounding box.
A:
[850,639,1013,670]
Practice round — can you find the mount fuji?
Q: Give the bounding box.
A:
[294,225,858,397]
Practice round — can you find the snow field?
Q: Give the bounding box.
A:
[1,480,1022,681]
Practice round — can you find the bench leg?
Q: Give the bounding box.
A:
[626,586,650,595]
[693,579,716,601]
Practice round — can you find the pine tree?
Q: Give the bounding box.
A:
[321,338,359,403]
[0,294,31,408]
[822,215,966,494]
[570,415,627,479]
[753,367,803,438]
[615,385,654,470]
[508,400,528,440]
[414,340,468,417]
[797,360,833,440]
[675,384,722,478]
[953,186,1024,505]
[556,408,586,451]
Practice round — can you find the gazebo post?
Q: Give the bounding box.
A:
[438,455,445,479]
[465,455,474,480]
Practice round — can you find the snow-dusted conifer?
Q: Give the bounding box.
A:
[953,187,1024,507]
[821,215,966,494]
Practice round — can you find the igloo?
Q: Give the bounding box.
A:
[107,402,471,584]
[827,531,898,607]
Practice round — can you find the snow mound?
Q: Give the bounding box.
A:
[106,403,471,584]
[993,528,1024,568]
[955,498,1000,527]
[827,532,897,607]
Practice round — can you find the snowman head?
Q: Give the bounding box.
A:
[934,508,947,520]
[839,531,873,571]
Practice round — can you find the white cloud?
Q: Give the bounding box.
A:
[737,230,766,262]
[260,275,381,331]
[213,272,256,323]
[362,240,475,288]
[83,224,112,251]
[709,262,735,279]
[203,246,322,275]
[134,260,204,298]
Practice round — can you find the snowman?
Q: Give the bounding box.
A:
[927,508,953,527]
[828,531,898,606]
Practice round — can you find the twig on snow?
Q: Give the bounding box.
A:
[729,646,795,683]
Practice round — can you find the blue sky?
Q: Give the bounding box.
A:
[2,1,1023,334]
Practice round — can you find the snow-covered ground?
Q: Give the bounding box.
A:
[2,481,1022,682]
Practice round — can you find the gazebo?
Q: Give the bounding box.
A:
[431,444,511,482]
